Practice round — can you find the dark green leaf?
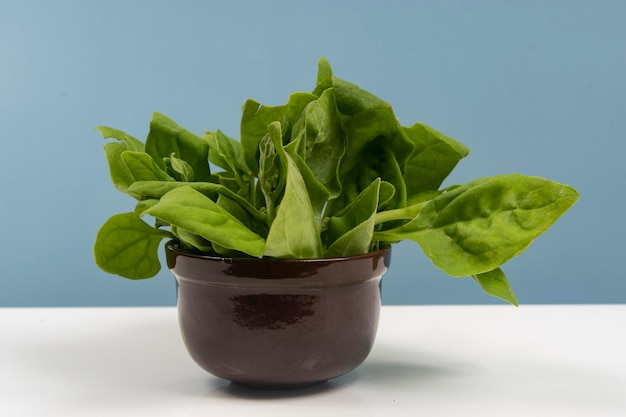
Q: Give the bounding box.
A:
[240,93,317,174]
[325,178,380,257]
[144,112,211,181]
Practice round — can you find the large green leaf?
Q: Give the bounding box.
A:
[144,112,211,181]
[286,88,345,198]
[264,122,324,258]
[94,213,171,279]
[374,174,580,276]
[143,186,266,257]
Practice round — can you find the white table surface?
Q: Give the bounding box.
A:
[1,305,625,417]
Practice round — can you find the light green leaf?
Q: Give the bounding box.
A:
[258,133,283,223]
[205,129,251,175]
[96,126,145,152]
[374,174,580,276]
[403,123,470,196]
[143,186,266,258]
[286,88,345,198]
[166,153,194,182]
[94,213,171,279]
[472,268,519,306]
[264,122,323,258]
[121,151,174,182]
[171,226,214,253]
[102,142,135,194]
[128,180,265,222]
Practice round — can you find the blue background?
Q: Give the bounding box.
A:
[1,0,624,306]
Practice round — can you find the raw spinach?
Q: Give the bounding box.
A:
[94,58,579,304]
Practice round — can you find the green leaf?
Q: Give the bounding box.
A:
[217,194,268,238]
[403,123,470,196]
[329,134,408,217]
[240,93,317,174]
[286,88,345,198]
[472,268,519,306]
[96,126,145,152]
[374,174,580,276]
[102,142,136,194]
[258,133,283,223]
[313,73,389,115]
[166,153,194,182]
[121,151,174,182]
[171,226,214,253]
[205,129,251,175]
[143,186,266,258]
[94,213,171,279]
[128,180,265,222]
[315,57,333,91]
[325,178,380,257]
[144,112,211,181]
[264,122,324,258]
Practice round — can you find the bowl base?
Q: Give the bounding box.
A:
[230,379,328,391]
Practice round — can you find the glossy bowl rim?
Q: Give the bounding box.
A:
[165,240,391,264]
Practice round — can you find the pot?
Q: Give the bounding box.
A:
[165,242,391,388]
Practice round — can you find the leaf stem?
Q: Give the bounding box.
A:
[374,203,425,225]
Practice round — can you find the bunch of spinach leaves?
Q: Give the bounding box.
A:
[94,58,579,305]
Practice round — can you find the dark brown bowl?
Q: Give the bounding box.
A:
[165,242,391,388]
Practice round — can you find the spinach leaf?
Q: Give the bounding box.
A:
[121,151,174,182]
[143,186,266,258]
[102,141,136,194]
[325,178,380,257]
[205,130,250,174]
[127,181,265,222]
[286,88,345,198]
[96,126,145,152]
[374,174,579,276]
[204,129,254,199]
[240,93,317,174]
[264,122,324,258]
[472,268,519,306]
[97,126,147,195]
[258,133,283,223]
[164,153,195,182]
[145,112,212,182]
[94,212,172,279]
[170,226,214,253]
[403,123,470,195]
